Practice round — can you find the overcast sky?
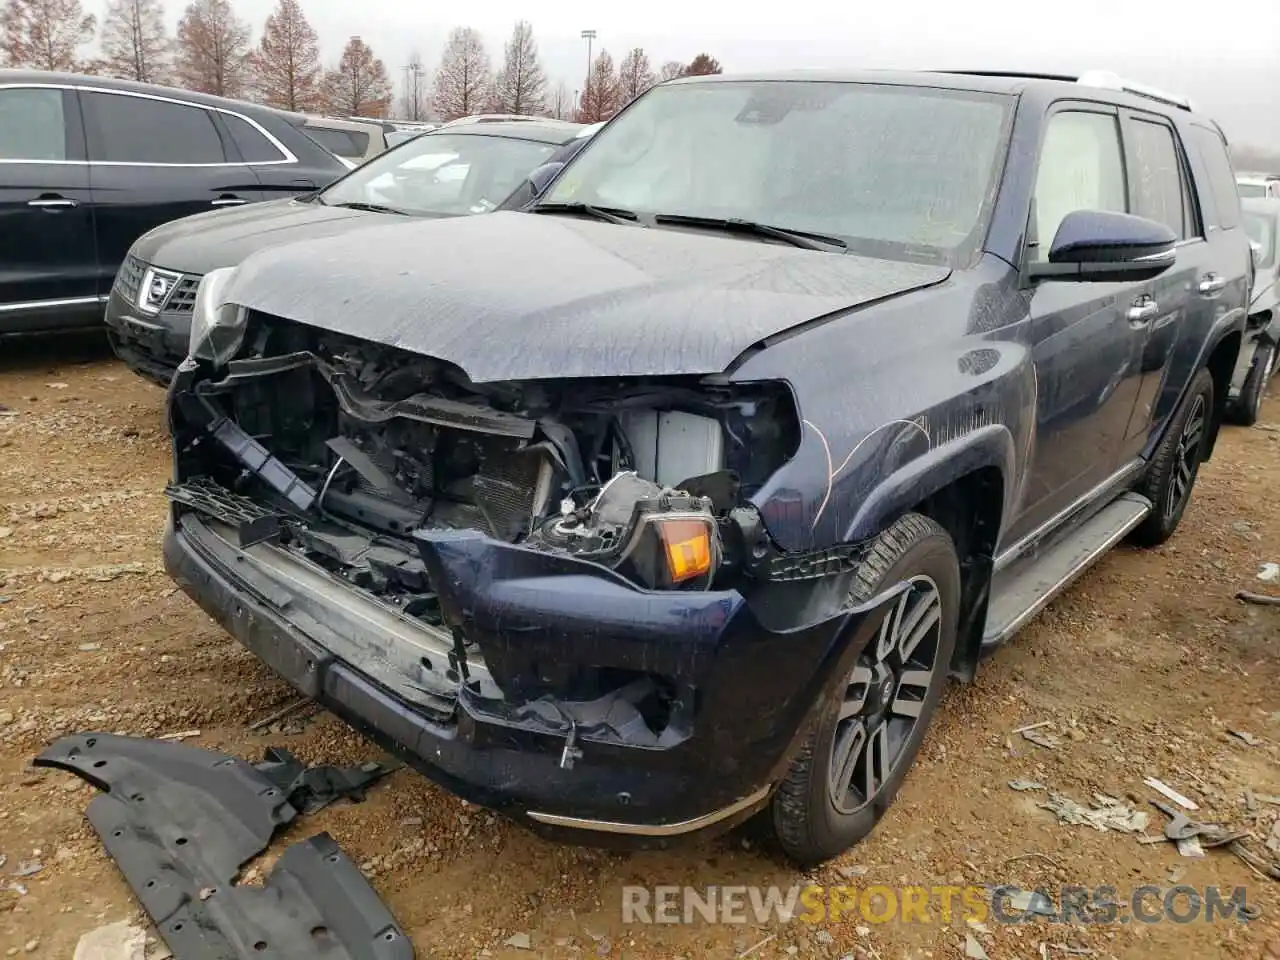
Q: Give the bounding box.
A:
[102,0,1280,148]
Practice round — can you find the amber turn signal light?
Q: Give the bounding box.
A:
[657,518,714,583]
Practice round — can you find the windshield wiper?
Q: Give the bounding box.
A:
[529,202,641,225]
[652,214,846,251]
[327,200,410,215]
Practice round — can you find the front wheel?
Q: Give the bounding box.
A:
[1130,367,1214,547]
[769,513,960,866]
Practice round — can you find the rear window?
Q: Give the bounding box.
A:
[1187,125,1241,229]
[1127,118,1194,240]
[222,113,287,163]
[1238,182,1266,199]
[307,125,372,159]
[84,91,228,164]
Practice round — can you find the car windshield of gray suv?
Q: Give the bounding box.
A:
[541,80,1012,262]
[318,133,558,216]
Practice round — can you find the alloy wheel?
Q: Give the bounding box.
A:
[827,576,942,815]
[1165,393,1207,520]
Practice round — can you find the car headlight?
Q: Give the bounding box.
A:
[187,267,248,366]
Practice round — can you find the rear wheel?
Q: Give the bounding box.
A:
[769,513,959,866]
[1130,367,1213,547]
[1230,343,1275,427]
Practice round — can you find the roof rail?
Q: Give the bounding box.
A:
[1075,70,1194,111]
[932,68,1194,112]
[935,69,1080,83]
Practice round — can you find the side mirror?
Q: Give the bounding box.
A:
[527,161,566,199]
[1028,210,1177,283]
[1251,241,1264,267]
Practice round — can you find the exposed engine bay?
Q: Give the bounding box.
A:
[169,320,802,630]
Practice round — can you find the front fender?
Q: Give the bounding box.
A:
[842,424,1016,543]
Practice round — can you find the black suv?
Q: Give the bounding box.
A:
[160,70,1250,865]
[0,71,345,335]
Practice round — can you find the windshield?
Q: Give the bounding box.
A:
[1244,210,1276,268]
[542,80,1012,263]
[321,133,558,215]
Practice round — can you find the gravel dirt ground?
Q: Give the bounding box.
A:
[1,339,1278,960]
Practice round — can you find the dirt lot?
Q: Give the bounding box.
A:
[1,339,1278,960]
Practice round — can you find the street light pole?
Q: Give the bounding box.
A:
[580,28,596,104]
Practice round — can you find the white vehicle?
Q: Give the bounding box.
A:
[1237,174,1280,201]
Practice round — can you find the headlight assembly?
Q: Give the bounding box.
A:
[187,267,248,366]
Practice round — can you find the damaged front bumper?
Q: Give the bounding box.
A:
[165,510,896,844]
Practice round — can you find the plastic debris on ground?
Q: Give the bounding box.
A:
[72,920,146,960]
[1009,779,1045,792]
[1257,562,1280,583]
[1143,777,1199,810]
[1022,727,1063,750]
[1040,793,1150,833]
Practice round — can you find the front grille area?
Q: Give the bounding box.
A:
[114,255,145,302]
[166,277,200,313]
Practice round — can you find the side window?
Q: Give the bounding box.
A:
[0,88,67,161]
[1031,111,1127,259]
[1127,118,1190,240]
[83,92,228,164]
[222,113,287,163]
[1187,125,1241,230]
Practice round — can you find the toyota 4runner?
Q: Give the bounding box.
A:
[161,69,1251,865]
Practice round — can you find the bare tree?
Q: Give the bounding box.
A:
[249,0,321,111]
[492,20,545,115]
[684,53,722,76]
[616,47,654,106]
[174,0,251,97]
[577,50,618,123]
[98,0,168,82]
[1,0,95,71]
[399,50,427,120]
[547,81,572,120]
[658,60,685,82]
[431,26,491,121]
[323,35,392,117]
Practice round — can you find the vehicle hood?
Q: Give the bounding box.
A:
[134,198,395,275]
[224,212,951,383]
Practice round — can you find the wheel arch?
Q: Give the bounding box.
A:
[1203,329,1242,460]
[840,425,1014,684]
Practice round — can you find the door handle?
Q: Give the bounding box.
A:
[27,196,78,209]
[211,195,248,207]
[1198,273,1226,295]
[1127,297,1160,325]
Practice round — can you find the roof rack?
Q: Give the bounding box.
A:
[936,69,1079,83]
[1075,70,1193,112]
[933,68,1194,112]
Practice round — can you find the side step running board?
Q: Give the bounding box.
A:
[982,493,1152,651]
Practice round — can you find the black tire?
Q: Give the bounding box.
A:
[1229,344,1275,427]
[1130,367,1214,547]
[769,513,960,867]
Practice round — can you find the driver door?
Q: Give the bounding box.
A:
[1004,105,1151,544]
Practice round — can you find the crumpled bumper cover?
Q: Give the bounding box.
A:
[166,514,896,841]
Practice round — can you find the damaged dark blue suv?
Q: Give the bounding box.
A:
[162,69,1251,865]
